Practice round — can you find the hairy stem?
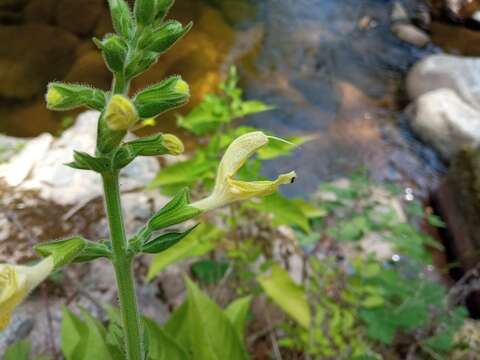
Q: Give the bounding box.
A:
[102,171,143,360]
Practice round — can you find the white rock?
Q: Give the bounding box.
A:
[0,133,53,186]
[407,88,480,160]
[391,23,430,48]
[407,54,480,110]
[0,111,160,205]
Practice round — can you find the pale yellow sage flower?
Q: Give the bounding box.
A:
[191,131,296,211]
[0,257,54,331]
[105,94,139,131]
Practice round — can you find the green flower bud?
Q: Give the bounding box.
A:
[112,133,184,169]
[94,35,128,73]
[105,95,139,131]
[46,82,106,111]
[146,20,192,54]
[134,76,190,118]
[107,0,134,38]
[34,237,87,270]
[135,0,156,26]
[154,0,174,22]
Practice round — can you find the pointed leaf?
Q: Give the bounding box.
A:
[224,296,253,340]
[258,264,311,328]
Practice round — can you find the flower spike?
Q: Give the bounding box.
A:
[191,132,296,211]
[0,257,54,331]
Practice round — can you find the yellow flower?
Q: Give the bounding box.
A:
[45,87,63,109]
[191,131,296,211]
[162,134,185,155]
[0,257,54,331]
[105,95,139,131]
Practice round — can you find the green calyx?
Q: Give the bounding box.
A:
[46,83,106,111]
[34,237,87,270]
[134,76,190,118]
[148,189,201,231]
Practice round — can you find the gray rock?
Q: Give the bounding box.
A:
[408,88,480,160]
[391,23,430,47]
[406,54,480,110]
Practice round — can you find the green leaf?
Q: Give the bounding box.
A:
[147,223,223,280]
[258,263,311,328]
[164,278,249,360]
[176,94,230,135]
[224,296,253,340]
[191,259,229,285]
[60,307,113,360]
[427,214,446,228]
[149,156,214,191]
[144,318,189,360]
[66,151,110,173]
[3,340,31,360]
[257,136,311,160]
[142,225,198,254]
[246,193,311,233]
[233,100,273,118]
[34,237,87,269]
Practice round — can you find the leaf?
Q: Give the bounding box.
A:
[3,340,31,360]
[191,259,229,285]
[224,296,253,339]
[148,157,214,191]
[144,318,189,360]
[164,278,249,360]
[142,225,198,254]
[246,193,311,233]
[60,307,113,360]
[258,264,311,328]
[257,136,311,160]
[147,223,223,280]
[233,100,273,119]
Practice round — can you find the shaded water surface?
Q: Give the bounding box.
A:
[220,0,444,196]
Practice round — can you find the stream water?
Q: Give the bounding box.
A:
[220,0,446,197]
[1,0,448,197]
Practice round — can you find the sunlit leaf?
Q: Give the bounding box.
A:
[258,263,311,328]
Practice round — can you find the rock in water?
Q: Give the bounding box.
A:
[407,54,480,109]
[407,88,480,160]
[391,23,431,47]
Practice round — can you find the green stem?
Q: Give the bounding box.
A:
[102,171,143,360]
[113,73,128,95]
